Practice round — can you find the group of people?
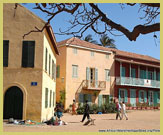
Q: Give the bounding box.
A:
[53,100,128,124]
[116,101,128,120]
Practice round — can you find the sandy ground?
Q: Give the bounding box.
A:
[3,110,160,132]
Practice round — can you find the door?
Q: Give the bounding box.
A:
[3,86,23,119]
[148,91,154,105]
[130,89,136,107]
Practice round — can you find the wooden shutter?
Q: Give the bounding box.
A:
[98,95,103,107]
[45,88,48,108]
[22,41,35,67]
[131,68,136,78]
[86,67,90,80]
[49,54,51,75]
[154,91,158,106]
[45,48,48,71]
[138,91,141,103]
[95,68,98,88]
[49,90,52,107]
[122,67,126,77]
[124,89,128,103]
[56,65,60,78]
[144,90,147,103]
[3,40,9,67]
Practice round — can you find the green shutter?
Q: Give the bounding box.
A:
[144,91,147,103]
[131,68,136,78]
[95,68,98,88]
[154,91,158,106]
[45,88,48,108]
[57,65,60,78]
[98,95,103,106]
[157,92,160,103]
[138,91,141,103]
[45,48,48,71]
[3,40,9,67]
[122,67,126,77]
[86,67,90,80]
[124,90,128,103]
[79,93,84,103]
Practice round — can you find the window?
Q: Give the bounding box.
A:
[49,54,51,75]
[49,90,52,107]
[158,92,160,103]
[45,48,48,72]
[149,91,154,104]
[56,65,60,78]
[72,65,78,78]
[148,71,154,80]
[140,69,146,79]
[121,67,126,77]
[140,91,144,103]
[91,51,94,56]
[45,88,48,108]
[120,90,125,102]
[22,41,35,67]
[73,48,77,54]
[105,69,110,81]
[3,40,9,67]
[102,95,109,104]
[131,68,136,78]
[156,72,160,81]
[106,54,109,59]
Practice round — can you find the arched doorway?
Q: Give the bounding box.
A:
[3,86,23,119]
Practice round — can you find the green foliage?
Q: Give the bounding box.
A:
[77,103,116,114]
[59,89,66,107]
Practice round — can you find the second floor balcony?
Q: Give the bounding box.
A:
[82,80,106,90]
[116,77,160,88]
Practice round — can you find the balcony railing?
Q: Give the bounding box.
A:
[116,77,160,88]
[82,80,106,90]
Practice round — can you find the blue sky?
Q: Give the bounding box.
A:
[23,3,160,60]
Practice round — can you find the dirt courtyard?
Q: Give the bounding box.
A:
[3,110,160,132]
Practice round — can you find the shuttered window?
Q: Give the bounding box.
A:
[52,60,54,79]
[45,88,48,108]
[45,48,48,72]
[3,40,9,67]
[49,90,52,107]
[131,68,136,78]
[22,41,35,67]
[72,65,78,78]
[49,54,51,76]
[54,63,56,80]
[105,69,110,81]
[53,92,55,107]
[56,65,60,78]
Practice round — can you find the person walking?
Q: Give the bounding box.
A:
[116,101,122,120]
[72,99,77,115]
[121,101,128,120]
[80,100,90,122]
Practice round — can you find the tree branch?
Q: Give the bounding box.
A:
[89,3,160,41]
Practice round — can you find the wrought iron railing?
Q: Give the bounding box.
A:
[116,77,160,88]
[82,80,106,90]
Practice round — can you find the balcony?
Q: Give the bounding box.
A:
[82,80,106,90]
[116,77,160,88]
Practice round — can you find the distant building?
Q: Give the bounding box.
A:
[56,37,115,109]
[57,37,160,109]
[114,50,160,106]
[3,4,59,122]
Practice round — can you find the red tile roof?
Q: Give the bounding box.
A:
[57,37,160,63]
